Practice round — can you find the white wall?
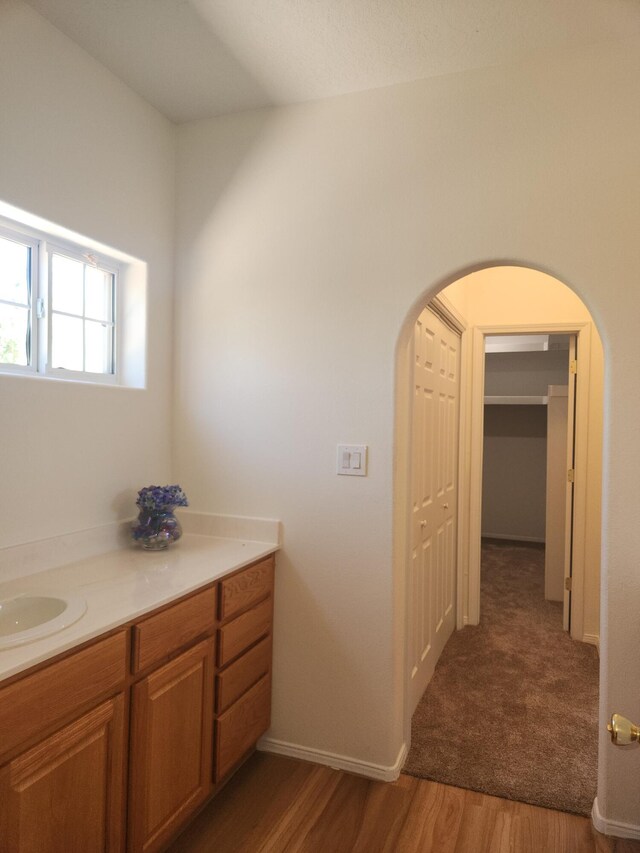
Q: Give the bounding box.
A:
[482,348,570,543]
[175,38,639,827]
[482,405,547,541]
[0,1,176,548]
[484,350,569,396]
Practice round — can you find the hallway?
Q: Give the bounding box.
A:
[404,540,599,815]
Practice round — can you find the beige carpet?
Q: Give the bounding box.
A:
[403,539,599,815]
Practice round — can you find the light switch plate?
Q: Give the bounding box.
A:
[337,444,368,476]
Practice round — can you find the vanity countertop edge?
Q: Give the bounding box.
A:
[0,533,279,684]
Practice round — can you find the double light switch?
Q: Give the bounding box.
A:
[337,444,368,476]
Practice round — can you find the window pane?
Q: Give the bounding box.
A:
[0,302,29,365]
[51,313,83,370]
[85,267,113,322]
[0,236,30,305]
[85,320,113,374]
[52,254,83,315]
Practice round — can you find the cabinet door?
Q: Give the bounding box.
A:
[128,638,215,853]
[0,694,125,853]
[215,673,271,781]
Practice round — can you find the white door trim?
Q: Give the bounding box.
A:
[429,294,467,336]
[463,321,592,639]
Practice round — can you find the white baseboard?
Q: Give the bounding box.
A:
[257,737,408,783]
[583,633,600,653]
[481,533,545,544]
[592,797,640,840]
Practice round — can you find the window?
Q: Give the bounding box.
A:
[0,220,120,383]
[49,249,116,376]
[0,227,36,368]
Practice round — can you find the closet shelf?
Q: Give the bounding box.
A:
[483,395,548,405]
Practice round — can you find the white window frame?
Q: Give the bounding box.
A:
[45,240,120,384]
[0,222,39,377]
[0,217,122,385]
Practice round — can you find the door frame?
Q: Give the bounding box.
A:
[463,321,592,640]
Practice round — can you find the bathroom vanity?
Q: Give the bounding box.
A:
[0,535,277,853]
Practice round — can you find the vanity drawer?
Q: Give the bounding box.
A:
[215,674,271,781]
[217,596,272,667]
[216,636,272,713]
[218,556,274,622]
[0,630,127,759]
[132,585,217,674]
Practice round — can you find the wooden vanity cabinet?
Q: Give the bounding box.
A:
[214,556,274,783]
[127,587,217,853]
[0,632,128,853]
[0,553,275,853]
[128,638,215,853]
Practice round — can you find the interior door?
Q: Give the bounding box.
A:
[563,335,577,631]
[409,306,460,713]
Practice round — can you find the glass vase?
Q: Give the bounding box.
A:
[132,509,183,550]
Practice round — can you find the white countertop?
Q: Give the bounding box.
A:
[0,534,278,683]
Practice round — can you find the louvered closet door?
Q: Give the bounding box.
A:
[410,307,460,713]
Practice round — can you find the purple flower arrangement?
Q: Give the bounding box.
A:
[132,484,188,549]
[135,484,188,514]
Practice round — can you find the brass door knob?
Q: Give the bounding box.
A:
[607,714,640,745]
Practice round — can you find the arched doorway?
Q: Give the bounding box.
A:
[395,264,604,812]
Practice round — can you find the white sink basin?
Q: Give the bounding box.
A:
[0,593,87,649]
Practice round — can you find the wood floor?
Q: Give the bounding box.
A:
[168,752,640,853]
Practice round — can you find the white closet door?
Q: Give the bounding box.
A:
[409,306,460,713]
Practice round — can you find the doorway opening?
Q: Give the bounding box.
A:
[482,332,576,631]
[398,265,604,814]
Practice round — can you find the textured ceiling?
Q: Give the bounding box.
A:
[24,0,640,123]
